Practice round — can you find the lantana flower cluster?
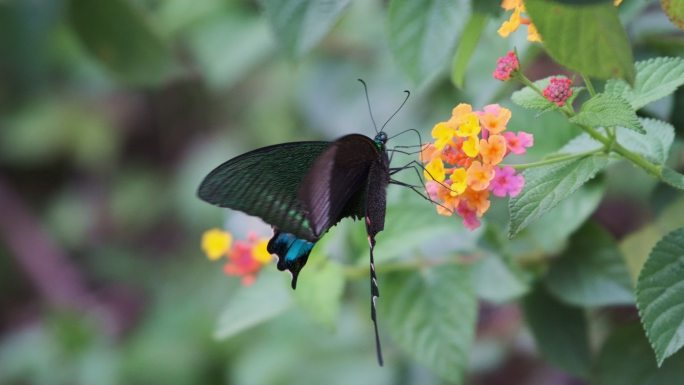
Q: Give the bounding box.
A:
[421,104,533,230]
[201,228,272,286]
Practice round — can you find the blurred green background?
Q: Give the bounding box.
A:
[1,0,683,384]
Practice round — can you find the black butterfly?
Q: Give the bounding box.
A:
[197,81,427,365]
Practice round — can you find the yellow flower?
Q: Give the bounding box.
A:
[454,114,481,137]
[450,168,468,196]
[431,122,455,151]
[424,158,446,182]
[614,0,622,5]
[252,239,273,264]
[201,228,232,261]
[498,5,522,38]
[462,135,480,158]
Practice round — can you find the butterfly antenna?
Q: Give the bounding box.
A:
[358,79,379,134]
[380,90,410,132]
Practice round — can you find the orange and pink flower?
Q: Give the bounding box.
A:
[423,103,532,230]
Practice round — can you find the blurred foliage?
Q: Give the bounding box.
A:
[0,0,683,384]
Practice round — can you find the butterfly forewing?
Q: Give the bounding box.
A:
[198,141,330,241]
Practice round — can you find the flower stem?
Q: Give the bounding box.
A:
[581,73,596,97]
[518,74,663,178]
[516,71,543,95]
[577,124,662,177]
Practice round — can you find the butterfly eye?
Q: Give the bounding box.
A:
[375,131,388,144]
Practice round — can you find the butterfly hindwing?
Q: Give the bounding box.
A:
[298,134,383,237]
[197,141,331,241]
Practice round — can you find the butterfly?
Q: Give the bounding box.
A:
[197,80,428,365]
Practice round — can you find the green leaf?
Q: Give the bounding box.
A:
[294,261,345,328]
[616,118,674,164]
[69,0,175,86]
[511,76,584,111]
[545,222,634,307]
[508,155,609,238]
[605,57,684,109]
[552,0,612,3]
[472,252,528,303]
[661,167,684,191]
[522,286,591,377]
[621,225,663,284]
[186,15,274,89]
[261,0,350,58]
[570,93,645,133]
[214,270,293,340]
[450,12,487,88]
[525,0,635,83]
[388,0,470,84]
[377,202,479,263]
[661,0,684,31]
[596,323,684,385]
[637,227,684,366]
[510,178,606,256]
[382,265,476,384]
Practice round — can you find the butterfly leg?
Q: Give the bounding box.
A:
[389,179,454,214]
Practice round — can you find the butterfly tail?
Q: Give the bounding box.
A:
[267,230,315,289]
[368,233,384,366]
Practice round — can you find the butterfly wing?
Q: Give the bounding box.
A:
[298,134,382,237]
[197,141,331,241]
[299,133,390,365]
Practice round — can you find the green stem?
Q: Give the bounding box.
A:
[504,149,604,170]
[517,74,663,178]
[578,124,662,176]
[515,71,543,95]
[581,73,596,97]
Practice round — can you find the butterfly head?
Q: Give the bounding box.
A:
[374,131,388,151]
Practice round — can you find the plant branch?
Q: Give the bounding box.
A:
[581,73,596,97]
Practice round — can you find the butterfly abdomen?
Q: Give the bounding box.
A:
[267,230,315,289]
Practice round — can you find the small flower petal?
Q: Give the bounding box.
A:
[252,239,273,264]
[462,135,480,158]
[466,161,495,191]
[503,131,534,155]
[479,134,507,165]
[498,6,522,37]
[432,122,456,150]
[201,229,232,261]
[454,114,481,137]
[449,168,468,195]
[478,104,512,135]
[424,158,446,182]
